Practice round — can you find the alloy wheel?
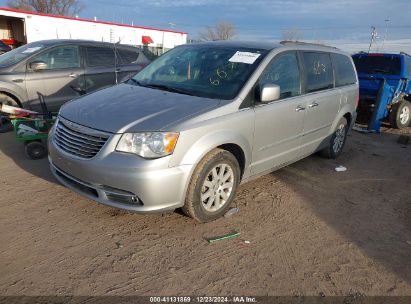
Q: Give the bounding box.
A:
[201,163,234,212]
[333,124,346,154]
[400,105,410,125]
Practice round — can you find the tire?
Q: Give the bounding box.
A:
[320,117,348,159]
[25,141,47,160]
[0,116,13,133]
[0,93,19,133]
[183,149,241,223]
[389,99,411,129]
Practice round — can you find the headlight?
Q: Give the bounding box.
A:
[116,132,179,159]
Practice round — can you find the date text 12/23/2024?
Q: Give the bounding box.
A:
[150,297,257,303]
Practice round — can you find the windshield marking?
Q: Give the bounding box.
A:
[132,45,267,100]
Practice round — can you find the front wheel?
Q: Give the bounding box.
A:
[0,116,13,133]
[183,149,241,223]
[320,117,348,159]
[390,99,411,129]
[0,93,19,133]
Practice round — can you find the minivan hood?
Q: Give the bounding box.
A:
[60,84,221,133]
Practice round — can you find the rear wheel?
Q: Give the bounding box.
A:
[183,149,240,223]
[0,93,19,133]
[390,99,411,129]
[320,117,348,159]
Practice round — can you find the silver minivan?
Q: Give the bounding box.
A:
[48,41,358,222]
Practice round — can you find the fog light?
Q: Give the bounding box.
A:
[105,193,142,205]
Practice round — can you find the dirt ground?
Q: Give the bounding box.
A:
[0,126,410,297]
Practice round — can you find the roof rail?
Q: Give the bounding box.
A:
[400,51,411,57]
[280,40,339,50]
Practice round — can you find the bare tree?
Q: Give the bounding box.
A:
[282,28,303,41]
[199,21,236,41]
[7,0,84,16]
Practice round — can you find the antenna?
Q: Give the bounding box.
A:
[381,18,390,50]
[368,26,377,53]
[114,37,122,85]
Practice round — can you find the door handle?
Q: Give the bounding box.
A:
[69,73,79,78]
[295,105,306,112]
[308,102,319,108]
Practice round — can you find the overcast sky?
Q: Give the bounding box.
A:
[1,0,411,53]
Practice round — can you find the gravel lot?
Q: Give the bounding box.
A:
[0,127,410,297]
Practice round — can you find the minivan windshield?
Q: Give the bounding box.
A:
[353,55,401,75]
[0,42,46,68]
[131,44,268,100]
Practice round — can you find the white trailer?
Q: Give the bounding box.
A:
[0,7,187,51]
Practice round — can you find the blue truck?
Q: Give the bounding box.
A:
[352,52,411,131]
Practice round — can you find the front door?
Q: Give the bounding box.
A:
[25,45,85,112]
[251,51,306,176]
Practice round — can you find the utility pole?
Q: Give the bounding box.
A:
[368,26,377,53]
[381,18,390,50]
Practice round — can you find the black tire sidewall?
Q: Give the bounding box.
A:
[0,116,13,133]
[25,142,47,160]
[189,151,240,222]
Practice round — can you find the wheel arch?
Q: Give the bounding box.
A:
[343,112,352,128]
[175,130,252,182]
[330,105,354,133]
[0,90,23,107]
[217,143,246,179]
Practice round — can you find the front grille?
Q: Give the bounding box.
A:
[53,118,110,159]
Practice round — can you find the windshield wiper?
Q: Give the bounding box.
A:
[127,78,143,86]
[143,83,195,96]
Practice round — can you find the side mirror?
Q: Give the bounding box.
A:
[30,61,48,71]
[259,84,280,103]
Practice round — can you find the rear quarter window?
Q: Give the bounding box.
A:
[86,46,115,67]
[302,52,334,93]
[332,53,357,87]
[117,49,139,64]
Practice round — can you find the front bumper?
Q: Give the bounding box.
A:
[48,131,193,213]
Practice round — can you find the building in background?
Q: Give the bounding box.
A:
[0,8,187,55]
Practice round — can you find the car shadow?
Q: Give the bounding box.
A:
[270,129,411,284]
[0,131,57,184]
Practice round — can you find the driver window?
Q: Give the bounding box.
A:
[31,45,80,70]
[154,50,204,83]
[259,52,301,100]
